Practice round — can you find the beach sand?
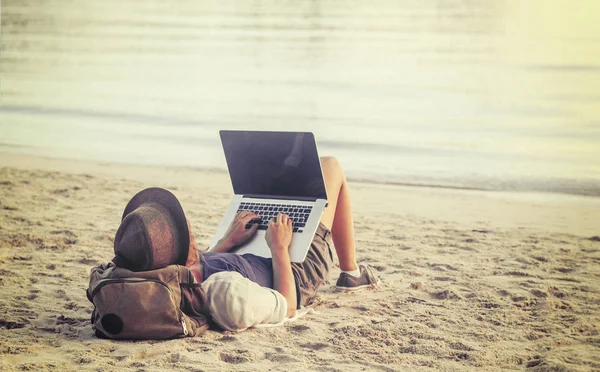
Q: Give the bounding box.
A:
[1,152,599,371]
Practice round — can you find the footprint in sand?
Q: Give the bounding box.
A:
[428,263,459,271]
[65,302,83,310]
[431,290,462,300]
[73,355,93,365]
[166,352,189,363]
[219,335,238,343]
[511,296,528,303]
[55,315,84,326]
[264,353,299,363]
[455,352,470,361]
[0,319,28,329]
[219,349,254,364]
[505,271,531,277]
[78,258,98,265]
[371,265,387,272]
[555,267,575,274]
[289,324,311,333]
[497,290,511,297]
[433,277,455,282]
[548,287,567,298]
[410,282,424,290]
[449,341,475,351]
[50,230,77,237]
[300,342,329,351]
[94,234,113,242]
[11,255,32,262]
[529,289,547,298]
[52,188,71,196]
[515,258,533,265]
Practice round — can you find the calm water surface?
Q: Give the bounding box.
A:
[1,0,599,195]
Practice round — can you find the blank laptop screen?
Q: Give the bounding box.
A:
[220,131,328,200]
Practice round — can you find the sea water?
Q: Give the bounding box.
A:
[1,0,599,196]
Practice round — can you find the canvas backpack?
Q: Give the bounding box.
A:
[87,262,209,339]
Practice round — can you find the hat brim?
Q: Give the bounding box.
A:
[112,187,190,267]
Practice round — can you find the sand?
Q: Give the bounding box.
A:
[1,152,599,371]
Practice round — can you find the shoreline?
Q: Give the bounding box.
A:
[1,151,599,237]
[2,150,600,199]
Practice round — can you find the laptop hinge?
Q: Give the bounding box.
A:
[243,194,319,203]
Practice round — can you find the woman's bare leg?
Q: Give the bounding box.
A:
[319,156,359,272]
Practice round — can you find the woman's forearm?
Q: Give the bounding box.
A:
[272,250,297,318]
[209,237,234,253]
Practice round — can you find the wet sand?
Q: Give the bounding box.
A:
[1,153,599,371]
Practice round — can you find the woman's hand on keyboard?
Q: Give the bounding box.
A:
[219,211,261,250]
[265,213,293,255]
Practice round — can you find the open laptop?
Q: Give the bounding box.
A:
[210,130,328,263]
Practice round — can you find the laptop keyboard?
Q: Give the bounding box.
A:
[237,202,313,233]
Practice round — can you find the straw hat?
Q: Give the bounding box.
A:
[112,188,189,271]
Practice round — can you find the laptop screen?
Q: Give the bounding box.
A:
[220,131,328,200]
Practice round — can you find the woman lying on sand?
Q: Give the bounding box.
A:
[113,157,379,330]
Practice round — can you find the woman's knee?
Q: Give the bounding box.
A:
[320,156,343,176]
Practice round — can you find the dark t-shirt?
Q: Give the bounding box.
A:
[200,251,301,308]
